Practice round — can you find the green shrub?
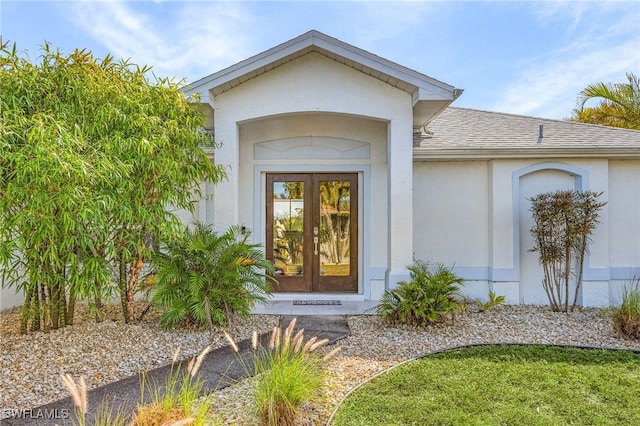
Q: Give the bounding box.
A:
[377,261,464,326]
[613,278,640,339]
[151,223,275,331]
[225,319,340,426]
[477,290,506,312]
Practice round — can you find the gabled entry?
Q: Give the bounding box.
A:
[182,30,461,301]
[266,173,358,292]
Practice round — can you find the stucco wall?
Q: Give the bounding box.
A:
[608,159,640,304]
[0,286,22,311]
[609,160,640,270]
[413,157,637,307]
[413,161,490,266]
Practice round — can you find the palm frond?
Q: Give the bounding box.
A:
[151,222,274,330]
[377,261,464,326]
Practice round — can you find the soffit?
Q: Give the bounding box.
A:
[208,45,423,97]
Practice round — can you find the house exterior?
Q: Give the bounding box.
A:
[414,107,640,306]
[181,30,640,308]
[1,30,638,311]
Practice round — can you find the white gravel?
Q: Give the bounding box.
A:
[2,303,639,425]
[0,302,279,417]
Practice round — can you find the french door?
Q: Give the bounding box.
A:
[266,173,358,292]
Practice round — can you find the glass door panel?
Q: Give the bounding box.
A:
[313,174,358,292]
[266,174,312,292]
[318,180,351,277]
[272,181,305,277]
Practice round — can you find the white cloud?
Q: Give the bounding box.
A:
[347,1,440,47]
[491,4,639,119]
[57,0,637,120]
[530,1,592,32]
[492,40,638,118]
[63,0,445,83]
[67,0,258,81]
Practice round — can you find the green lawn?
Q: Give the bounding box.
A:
[332,345,640,426]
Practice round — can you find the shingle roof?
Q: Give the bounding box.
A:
[414,107,640,159]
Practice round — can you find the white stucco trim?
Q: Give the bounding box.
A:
[510,162,588,281]
[254,136,371,160]
[183,31,459,130]
[387,118,414,289]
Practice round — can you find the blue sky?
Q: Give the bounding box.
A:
[2,1,638,119]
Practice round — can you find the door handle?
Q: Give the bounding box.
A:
[313,236,319,255]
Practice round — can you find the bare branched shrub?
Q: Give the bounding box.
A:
[529,190,605,312]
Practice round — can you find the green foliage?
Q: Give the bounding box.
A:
[571,72,640,130]
[476,291,506,312]
[332,345,640,426]
[0,44,119,331]
[377,261,464,326]
[61,347,211,426]
[151,223,275,331]
[612,277,640,339]
[0,43,225,331]
[529,190,606,312]
[225,319,340,426]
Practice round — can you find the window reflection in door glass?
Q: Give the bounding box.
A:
[272,181,304,276]
[318,180,350,276]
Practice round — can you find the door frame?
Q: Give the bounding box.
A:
[265,172,358,293]
[253,165,369,297]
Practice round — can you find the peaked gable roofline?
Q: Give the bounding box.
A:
[184,30,461,127]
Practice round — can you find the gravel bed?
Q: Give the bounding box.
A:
[2,304,639,425]
[0,302,278,417]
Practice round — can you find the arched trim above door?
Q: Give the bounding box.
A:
[255,136,371,160]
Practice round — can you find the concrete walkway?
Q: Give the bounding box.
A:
[3,315,351,426]
[252,299,379,316]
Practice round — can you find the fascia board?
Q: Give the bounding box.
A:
[309,32,456,101]
[413,147,640,161]
[183,36,314,96]
[183,30,456,101]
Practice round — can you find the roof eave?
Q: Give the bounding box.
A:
[183,34,318,97]
[183,30,459,106]
[413,147,640,161]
